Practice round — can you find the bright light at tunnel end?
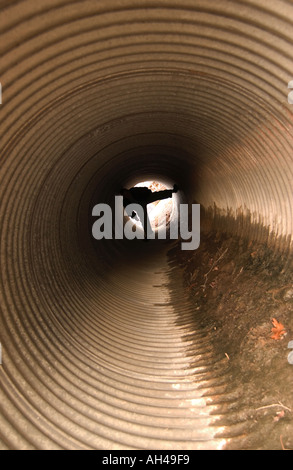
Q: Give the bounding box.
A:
[92,197,200,251]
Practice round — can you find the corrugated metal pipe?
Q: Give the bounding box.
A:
[0,0,292,450]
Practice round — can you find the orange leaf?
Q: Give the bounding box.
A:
[270,318,286,340]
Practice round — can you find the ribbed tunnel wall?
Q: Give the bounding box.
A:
[0,0,293,450]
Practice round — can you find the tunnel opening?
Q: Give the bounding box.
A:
[0,0,293,451]
[132,180,174,233]
[118,179,181,243]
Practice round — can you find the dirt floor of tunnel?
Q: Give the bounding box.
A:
[167,231,293,450]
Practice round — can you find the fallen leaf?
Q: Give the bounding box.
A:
[271,318,286,340]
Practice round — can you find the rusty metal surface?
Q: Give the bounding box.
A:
[0,0,293,450]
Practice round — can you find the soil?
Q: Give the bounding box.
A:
[168,230,293,450]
